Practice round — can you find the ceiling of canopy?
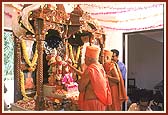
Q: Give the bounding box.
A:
[6,2,164,41]
[10,2,164,18]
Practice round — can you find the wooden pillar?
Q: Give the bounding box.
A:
[14,35,22,102]
[64,24,69,57]
[35,18,44,111]
[99,34,106,64]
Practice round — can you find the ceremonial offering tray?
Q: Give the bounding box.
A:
[11,99,35,111]
[11,103,29,111]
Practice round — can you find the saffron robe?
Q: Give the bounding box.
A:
[78,63,112,111]
[104,62,121,111]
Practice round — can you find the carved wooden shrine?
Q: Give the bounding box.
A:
[13,4,106,111]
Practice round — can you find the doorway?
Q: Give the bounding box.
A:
[123,28,164,110]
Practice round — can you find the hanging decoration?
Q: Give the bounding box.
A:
[12,4,23,11]
[102,24,163,31]
[5,9,163,32]
[5,10,163,24]
[79,3,162,10]
[20,71,30,100]
[68,44,81,67]
[21,39,38,71]
[79,4,163,15]
[94,13,163,23]
[4,11,12,18]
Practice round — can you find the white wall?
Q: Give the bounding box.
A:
[104,31,124,61]
[128,34,163,90]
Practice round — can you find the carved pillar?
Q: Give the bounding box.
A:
[64,24,69,57]
[14,35,22,102]
[99,34,106,64]
[35,18,44,111]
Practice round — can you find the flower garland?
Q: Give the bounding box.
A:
[21,39,38,71]
[88,4,163,15]
[79,3,162,11]
[102,24,163,31]
[20,71,30,100]
[94,13,163,23]
[68,44,81,68]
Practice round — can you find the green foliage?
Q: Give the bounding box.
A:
[4,31,14,79]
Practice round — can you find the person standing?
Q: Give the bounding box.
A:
[111,49,127,111]
[68,46,112,111]
[103,50,127,111]
[111,49,126,83]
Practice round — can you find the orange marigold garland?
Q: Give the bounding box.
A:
[21,39,38,71]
